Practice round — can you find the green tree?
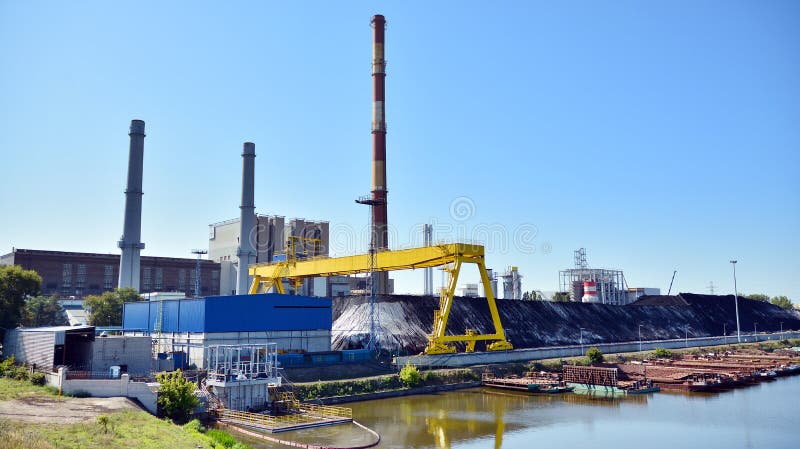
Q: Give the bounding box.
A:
[0,265,42,339]
[652,347,673,359]
[156,369,199,423]
[770,296,794,310]
[84,288,143,326]
[552,292,571,302]
[522,291,543,301]
[745,293,770,302]
[399,362,421,387]
[23,296,67,327]
[585,347,604,365]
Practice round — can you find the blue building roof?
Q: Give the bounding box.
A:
[122,293,331,333]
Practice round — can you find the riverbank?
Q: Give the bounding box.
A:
[288,339,800,405]
[396,331,800,367]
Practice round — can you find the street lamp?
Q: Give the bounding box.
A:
[730,260,741,343]
[685,325,689,348]
[780,322,784,340]
[579,327,586,356]
[754,322,758,342]
[638,324,644,352]
[723,323,727,343]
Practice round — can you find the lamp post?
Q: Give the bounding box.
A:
[580,327,586,356]
[723,323,727,344]
[685,325,689,348]
[638,324,644,352]
[730,260,741,343]
[754,322,758,342]
[780,322,784,340]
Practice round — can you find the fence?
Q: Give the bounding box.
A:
[218,404,352,432]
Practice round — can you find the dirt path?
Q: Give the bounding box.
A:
[0,395,143,424]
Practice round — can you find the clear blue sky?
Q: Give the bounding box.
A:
[1,1,798,301]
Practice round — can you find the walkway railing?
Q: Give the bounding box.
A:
[217,404,352,432]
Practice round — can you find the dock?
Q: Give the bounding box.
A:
[216,403,353,433]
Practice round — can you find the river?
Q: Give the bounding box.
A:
[235,375,800,449]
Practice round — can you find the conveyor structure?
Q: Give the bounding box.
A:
[248,243,513,354]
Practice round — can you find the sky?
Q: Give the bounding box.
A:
[1,1,798,301]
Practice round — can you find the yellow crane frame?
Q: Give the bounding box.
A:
[248,243,513,354]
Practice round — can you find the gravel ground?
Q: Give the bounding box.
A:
[0,395,143,424]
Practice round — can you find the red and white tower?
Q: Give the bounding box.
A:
[371,14,389,294]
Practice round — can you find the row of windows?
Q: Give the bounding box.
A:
[56,263,218,294]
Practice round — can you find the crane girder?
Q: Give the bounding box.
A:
[247,243,513,354]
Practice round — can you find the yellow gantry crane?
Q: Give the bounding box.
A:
[248,242,513,354]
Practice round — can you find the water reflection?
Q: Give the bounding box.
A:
[236,377,799,449]
[350,388,656,449]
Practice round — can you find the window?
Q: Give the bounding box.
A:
[178,269,186,291]
[154,268,163,290]
[142,267,152,291]
[104,265,114,290]
[62,264,73,291]
[76,264,87,289]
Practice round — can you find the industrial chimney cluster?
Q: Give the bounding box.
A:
[117,14,390,296]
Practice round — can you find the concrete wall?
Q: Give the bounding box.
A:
[397,331,800,368]
[48,368,158,414]
[92,336,152,376]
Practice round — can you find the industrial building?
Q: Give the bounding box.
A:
[2,325,151,376]
[559,248,628,305]
[0,248,221,299]
[209,216,330,296]
[122,293,332,368]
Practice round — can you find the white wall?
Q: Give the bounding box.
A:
[49,368,158,414]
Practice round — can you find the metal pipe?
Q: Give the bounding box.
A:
[371,14,389,294]
[118,120,146,290]
[237,142,257,295]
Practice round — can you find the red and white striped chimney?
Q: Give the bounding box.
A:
[371,14,389,294]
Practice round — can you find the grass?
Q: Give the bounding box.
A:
[19,410,213,449]
[0,378,251,449]
[0,377,58,401]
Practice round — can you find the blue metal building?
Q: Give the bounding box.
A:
[122,293,332,368]
[123,293,331,333]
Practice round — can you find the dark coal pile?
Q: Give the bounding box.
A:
[331,293,800,354]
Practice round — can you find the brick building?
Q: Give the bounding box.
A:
[0,248,220,299]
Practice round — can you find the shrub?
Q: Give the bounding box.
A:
[96,415,110,434]
[11,366,29,381]
[0,356,15,377]
[206,429,239,448]
[652,347,673,359]
[399,362,420,387]
[29,372,46,386]
[156,369,199,423]
[183,418,205,433]
[585,347,604,365]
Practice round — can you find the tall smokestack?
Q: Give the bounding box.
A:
[371,14,389,294]
[118,119,146,291]
[236,142,256,295]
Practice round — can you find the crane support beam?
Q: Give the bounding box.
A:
[248,243,513,354]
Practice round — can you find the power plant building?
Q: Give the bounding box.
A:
[209,216,329,296]
[122,293,332,368]
[0,248,220,299]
